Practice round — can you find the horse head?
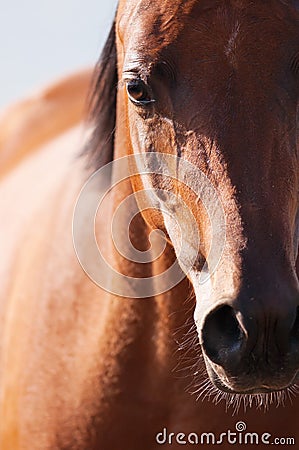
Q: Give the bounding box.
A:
[90,0,299,397]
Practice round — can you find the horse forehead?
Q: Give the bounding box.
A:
[117,0,197,49]
[118,0,298,59]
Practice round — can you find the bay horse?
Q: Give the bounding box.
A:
[1,0,299,449]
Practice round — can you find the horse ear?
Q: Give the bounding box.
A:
[84,18,117,169]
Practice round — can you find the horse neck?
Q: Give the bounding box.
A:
[90,179,198,441]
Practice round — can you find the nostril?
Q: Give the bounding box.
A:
[202,305,244,367]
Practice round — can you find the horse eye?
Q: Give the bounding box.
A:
[126,80,154,105]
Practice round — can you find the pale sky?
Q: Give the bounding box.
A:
[0,0,118,108]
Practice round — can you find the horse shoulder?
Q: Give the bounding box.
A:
[0,72,111,449]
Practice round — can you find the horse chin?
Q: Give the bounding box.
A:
[203,355,298,396]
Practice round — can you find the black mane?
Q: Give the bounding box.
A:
[84,18,118,170]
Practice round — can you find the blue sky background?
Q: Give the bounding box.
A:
[0,0,118,108]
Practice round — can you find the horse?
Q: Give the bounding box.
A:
[0,0,299,449]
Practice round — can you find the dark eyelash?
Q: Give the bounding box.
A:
[290,53,299,75]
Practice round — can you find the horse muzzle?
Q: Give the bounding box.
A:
[197,289,299,394]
